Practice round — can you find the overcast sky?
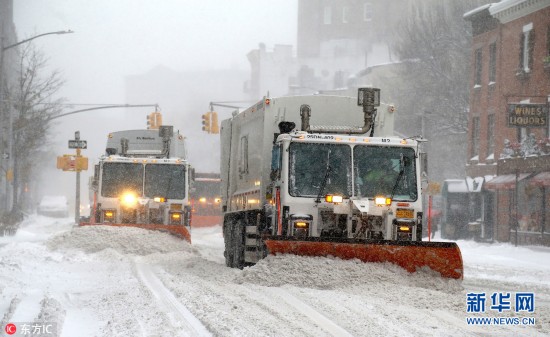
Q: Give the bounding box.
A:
[12,0,297,203]
[14,0,297,102]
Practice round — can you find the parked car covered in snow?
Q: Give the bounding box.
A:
[37,195,69,218]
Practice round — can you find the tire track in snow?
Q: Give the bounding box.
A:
[134,261,211,337]
[158,266,334,336]
[264,287,354,337]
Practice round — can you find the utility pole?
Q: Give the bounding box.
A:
[57,131,88,224]
[75,131,82,224]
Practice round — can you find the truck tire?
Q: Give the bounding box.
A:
[232,219,245,269]
[223,218,235,268]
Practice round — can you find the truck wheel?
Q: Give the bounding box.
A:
[232,219,245,269]
[223,220,235,268]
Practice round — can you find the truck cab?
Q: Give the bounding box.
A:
[82,125,193,242]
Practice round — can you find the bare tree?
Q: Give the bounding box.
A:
[391,0,490,180]
[5,43,65,215]
[392,0,487,135]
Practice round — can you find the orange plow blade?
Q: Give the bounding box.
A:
[80,222,191,243]
[264,237,463,279]
[191,215,223,227]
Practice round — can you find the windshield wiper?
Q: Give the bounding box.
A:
[315,149,332,204]
[390,154,406,200]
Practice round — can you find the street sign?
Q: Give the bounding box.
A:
[507,103,548,128]
[57,155,88,171]
[68,140,87,149]
[427,181,441,195]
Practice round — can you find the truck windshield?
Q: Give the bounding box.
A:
[145,164,186,199]
[289,143,351,197]
[101,162,143,198]
[353,146,417,201]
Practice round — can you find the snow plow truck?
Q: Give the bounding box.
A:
[220,88,463,279]
[80,123,192,242]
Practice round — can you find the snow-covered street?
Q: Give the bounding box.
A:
[1,216,549,337]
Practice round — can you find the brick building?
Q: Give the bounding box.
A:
[464,0,550,245]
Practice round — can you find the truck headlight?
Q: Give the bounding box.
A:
[325,194,343,204]
[103,210,116,222]
[121,192,138,208]
[170,212,183,225]
[290,214,312,238]
[293,221,309,238]
[375,196,392,206]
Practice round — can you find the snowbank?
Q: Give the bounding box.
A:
[46,225,195,256]
[238,254,464,293]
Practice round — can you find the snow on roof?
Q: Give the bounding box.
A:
[463,0,542,19]
[489,0,526,15]
[463,3,493,19]
[466,176,484,193]
[445,179,469,193]
[445,177,485,193]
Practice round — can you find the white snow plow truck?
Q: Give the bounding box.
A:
[220,88,463,279]
[81,125,192,242]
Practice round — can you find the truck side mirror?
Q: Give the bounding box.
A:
[419,152,428,177]
[270,145,281,180]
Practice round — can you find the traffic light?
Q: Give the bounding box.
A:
[202,112,211,133]
[210,111,219,134]
[154,112,162,127]
[147,113,154,129]
[147,112,162,129]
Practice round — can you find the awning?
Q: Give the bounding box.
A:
[529,172,550,187]
[445,180,468,193]
[444,177,484,193]
[484,173,529,190]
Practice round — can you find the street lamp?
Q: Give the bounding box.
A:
[2,30,73,52]
[1,30,74,212]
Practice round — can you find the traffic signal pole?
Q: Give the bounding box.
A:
[74,131,82,224]
[202,101,252,134]
[57,131,88,224]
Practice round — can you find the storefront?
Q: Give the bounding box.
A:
[441,177,490,240]
[484,171,550,246]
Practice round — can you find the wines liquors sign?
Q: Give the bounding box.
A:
[507,104,548,128]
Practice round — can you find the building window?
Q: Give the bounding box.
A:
[475,48,482,86]
[487,114,495,157]
[324,6,332,25]
[363,3,373,22]
[472,116,480,159]
[342,7,349,23]
[488,43,496,83]
[519,23,533,73]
